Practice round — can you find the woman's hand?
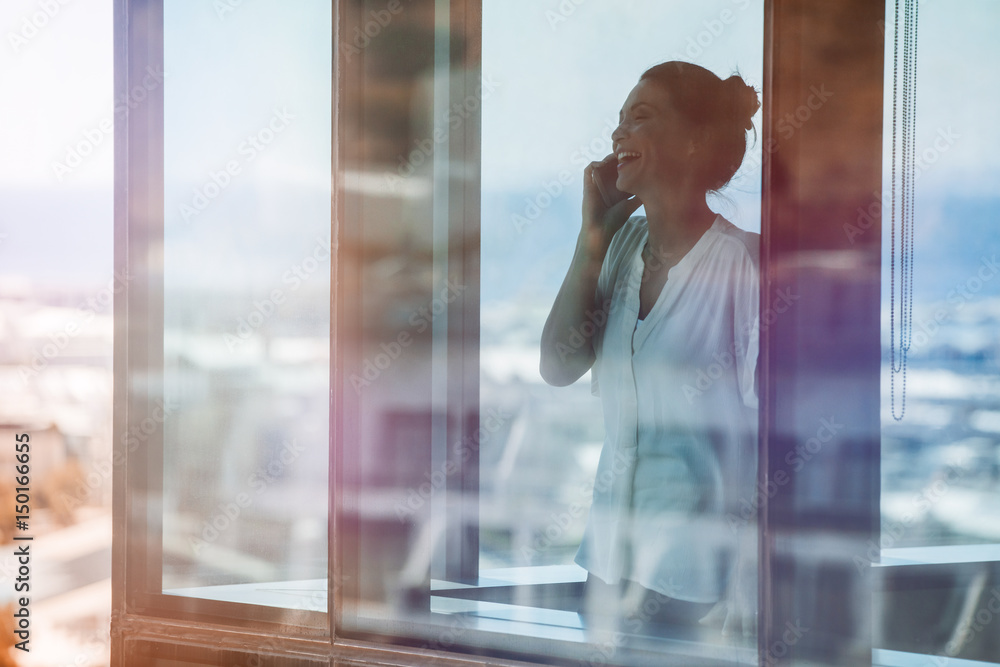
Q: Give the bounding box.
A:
[699,553,757,642]
[580,154,642,262]
[539,155,641,387]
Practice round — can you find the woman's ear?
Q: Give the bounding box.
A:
[686,126,708,158]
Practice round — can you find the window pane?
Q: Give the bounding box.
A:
[877,1,1000,662]
[879,0,1000,550]
[159,1,331,609]
[341,1,762,663]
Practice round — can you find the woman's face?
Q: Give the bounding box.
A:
[611,79,695,197]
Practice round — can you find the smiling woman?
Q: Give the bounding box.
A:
[540,60,761,645]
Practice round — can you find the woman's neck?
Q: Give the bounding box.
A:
[641,189,716,259]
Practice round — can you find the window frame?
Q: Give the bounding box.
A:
[111,0,895,664]
[759,1,884,663]
[110,0,330,650]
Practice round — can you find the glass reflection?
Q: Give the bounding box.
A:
[341,0,763,663]
[160,1,331,607]
[876,1,1000,662]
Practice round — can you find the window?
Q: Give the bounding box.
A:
[114,0,331,633]
[111,1,931,665]
[338,1,764,665]
[875,1,1000,662]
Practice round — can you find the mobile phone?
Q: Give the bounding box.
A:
[593,158,630,208]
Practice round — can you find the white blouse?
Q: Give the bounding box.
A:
[575,214,759,603]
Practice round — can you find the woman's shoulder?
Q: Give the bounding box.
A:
[711,215,759,266]
[605,215,648,265]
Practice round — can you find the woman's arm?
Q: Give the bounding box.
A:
[701,245,761,640]
[539,156,641,386]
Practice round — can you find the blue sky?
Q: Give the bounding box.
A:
[0,0,112,288]
[482,0,766,186]
[482,0,765,231]
[1,1,999,289]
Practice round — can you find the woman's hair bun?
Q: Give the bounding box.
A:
[725,74,761,131]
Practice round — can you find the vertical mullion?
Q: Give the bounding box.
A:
[433,0,455,582]
[761,0,884,665]
[111,0,129,661]
[445,0,482,583]
[759,1,776,663]
[113,0,165,660]
[123,0,165,611]
[333,0,364,635]
[141,0,166,602]
[330,0,344,641]
[459,0,483,584]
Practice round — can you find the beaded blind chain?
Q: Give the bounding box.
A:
[890,0,919,421]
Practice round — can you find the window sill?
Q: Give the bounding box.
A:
[878,544,1000,567]
[163,578,327,611]
[875,648,999,667]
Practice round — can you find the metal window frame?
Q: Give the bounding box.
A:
[112,0,890,664]
[111,1,330,662]
[759,1,883,663]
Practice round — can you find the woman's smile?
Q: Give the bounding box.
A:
[617,150,642,175]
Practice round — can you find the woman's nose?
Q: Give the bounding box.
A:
[611,121,626,145]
